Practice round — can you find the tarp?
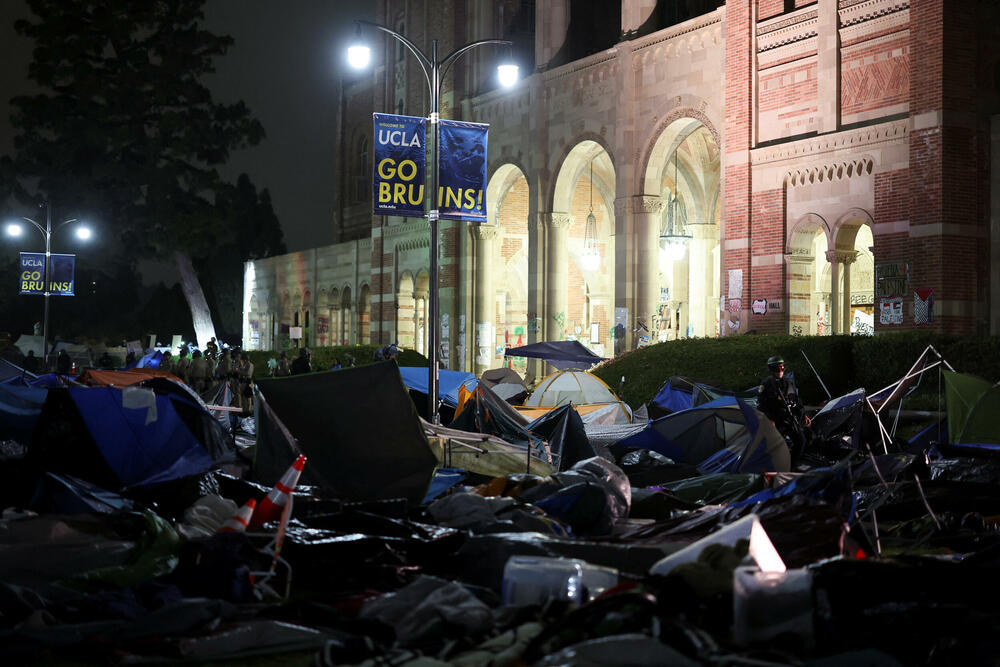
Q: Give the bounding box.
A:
[505,340,606,371]
[31,385,235,489]
[254,362,438,504]
[450,382,548,459]
[77,368,183,387]
[398,366,478,408]
[524,405,597,471]
[616,396,790,473]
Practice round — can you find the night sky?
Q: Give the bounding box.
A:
[1,0,374,273]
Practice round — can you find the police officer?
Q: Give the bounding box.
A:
[175,346,191,384]
[757,355,811,465]
[189,349,210,393]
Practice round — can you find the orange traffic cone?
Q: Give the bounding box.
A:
[216,498,257,533]
[248,455,307,529]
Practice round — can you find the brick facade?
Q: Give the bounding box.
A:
[243,0,998,362]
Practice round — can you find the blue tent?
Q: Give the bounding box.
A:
[649,376,760,419]
[504,340,606,371]
[616,396,790,473]
[31,385,234,489]
[398,366,478,408]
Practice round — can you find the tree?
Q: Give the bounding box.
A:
[3,0,271,348]
[197,173,286,341]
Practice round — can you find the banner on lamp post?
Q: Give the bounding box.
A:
[373,113,427,218]
[439,119,488,221]
[19,252,75,296]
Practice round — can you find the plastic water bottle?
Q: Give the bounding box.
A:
[501,555,618,606]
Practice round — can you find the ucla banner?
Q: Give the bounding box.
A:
[19,252,75,296]
[439,119,488,221]
[373,113,426,218]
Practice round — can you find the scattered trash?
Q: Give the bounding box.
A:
[1,349,998,664]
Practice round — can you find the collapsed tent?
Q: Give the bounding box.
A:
[616,396,790,473]
[30,384,235,489]
[504,340,606,371]
[943,370,1000,453]
[450,383,548,458]
[649,376,759,419]
[254,362,438,505]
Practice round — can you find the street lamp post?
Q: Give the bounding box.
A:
[349,20,517,422]
[5,203,91,369]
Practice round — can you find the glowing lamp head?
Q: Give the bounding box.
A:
[348,43,371,69]
[76,226,92,240]
[5,222,24,237]
[497,63,519,88]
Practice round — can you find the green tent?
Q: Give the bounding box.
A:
[944,370,1000,449]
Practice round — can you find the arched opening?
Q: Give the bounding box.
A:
[340,286,353,344]
[834,211,875,335]
[483,163,531,372]
[550,140,615,357]
[359,284,371,344]
[328,287,342,345]
[413,273,428,356]
[397,273,416,350]
[645,117,721,341]
[787,215,831,335]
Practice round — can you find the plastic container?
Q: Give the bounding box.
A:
[501,556,618,607]
[733,566,814,648]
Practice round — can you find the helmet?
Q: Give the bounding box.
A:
[767,355,785,369]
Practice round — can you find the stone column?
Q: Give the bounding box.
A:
[474,224,498,375]
[687,223,717,337]
[838,250,858,334]
[825,250,840,334]
[545,212,571,341]
[631,196,665,343]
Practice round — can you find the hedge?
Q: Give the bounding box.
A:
[591,333,1000,410]
[246,344,428,379]
[244,334,1000,412]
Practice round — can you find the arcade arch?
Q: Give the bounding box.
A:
[480,163,531,373]
[549,140,615,358]
[645,118,721,341]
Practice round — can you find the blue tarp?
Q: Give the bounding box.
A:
[422,467,467,503]
[617,396,790,473]
[504,340,606,371]
[398,367,478,408]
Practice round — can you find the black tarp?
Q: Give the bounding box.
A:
[253,362,437,505]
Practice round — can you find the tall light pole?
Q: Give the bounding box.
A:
[5,203,91,369]
[349,20,518,422]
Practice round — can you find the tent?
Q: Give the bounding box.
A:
[30,384,235,489]
[943,370,1000,453]
[504,340,606,371]
[480,367,525,388]
[525,370,618,407]
[522,370,632,424]
[615,396,790,473]
[254,362,438,505]
[649,376,759,419]
[77,368,182,387]
[0,383,47,445]
[398,366,478,408]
